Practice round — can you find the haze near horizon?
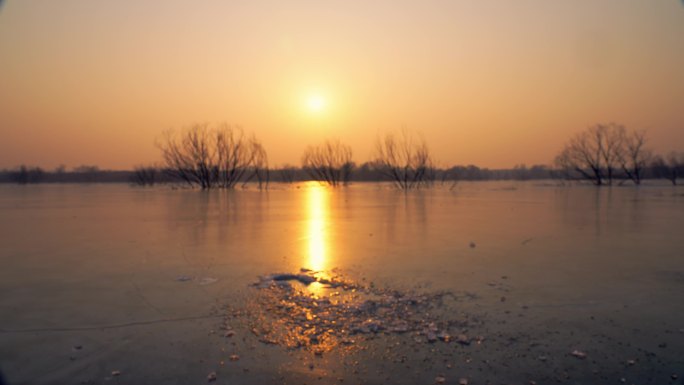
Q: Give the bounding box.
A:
[1,1,683,170]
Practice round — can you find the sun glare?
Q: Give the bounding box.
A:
[306,94,326,113]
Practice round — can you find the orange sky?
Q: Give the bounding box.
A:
[1,1,683,170]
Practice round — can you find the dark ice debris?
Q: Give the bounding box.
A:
[254,273,320,287]
[456,334,470,345]
[437,331,451,342]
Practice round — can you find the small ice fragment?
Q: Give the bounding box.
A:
[437,331,451,342]
[296,274,316,284]
[274,280,293,290]
[198,277,218,286]
[390,322,409,333]
[456,334,470,345]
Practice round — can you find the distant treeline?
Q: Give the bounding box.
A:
[0,165,132,184]
[0,162,678,185]
[3,122,682,188]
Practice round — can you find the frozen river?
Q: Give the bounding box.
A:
[0,181,682,384]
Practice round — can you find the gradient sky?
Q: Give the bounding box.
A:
[1,1,683,170]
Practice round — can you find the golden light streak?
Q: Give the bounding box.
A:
[305,182,329,273]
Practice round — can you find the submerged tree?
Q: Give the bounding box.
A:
[373,129,434,189]
[131,165,159,186]
[301,139,353,186]
[555,123,634,186]
[242,140,269,189]
[158,123,268,189]
[651,151,684,185]
[616,130,652,185]
[556,123,661,186]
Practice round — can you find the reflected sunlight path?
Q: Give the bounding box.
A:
[305,182,329,273]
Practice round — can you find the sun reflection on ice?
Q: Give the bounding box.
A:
[304,183,331,291]
[306,182,327,271]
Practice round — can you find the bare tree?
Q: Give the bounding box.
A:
[667,151,684,185]
[301,139,353,186]
[600,124,625,184]
[651,151,684,185]
[373,129,434,189]
[650,156,670,184]
[555,123,627,186]
[616,130,652,185]
[158,123,268,189]
[158,124,212,188]
[131,165,159,186]
[240,141,269,189]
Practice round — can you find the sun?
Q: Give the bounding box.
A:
[306,94,326,113]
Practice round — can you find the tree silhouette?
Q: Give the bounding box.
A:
[301,139,353,186]
[158,123,268,189]
[373,129,434,189]
[555,123,631,185]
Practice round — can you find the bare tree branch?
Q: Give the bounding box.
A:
[157,123,268,189]
[616,130,651,185]
[373,129,435,189]
[555,123,632,186]
[301,139,353,186]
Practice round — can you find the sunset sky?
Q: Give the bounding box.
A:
[1,1,683,170]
